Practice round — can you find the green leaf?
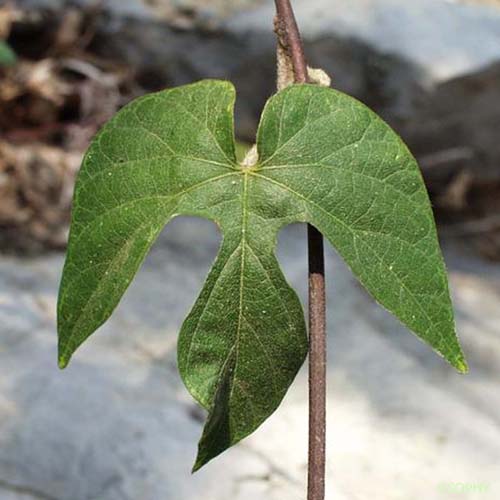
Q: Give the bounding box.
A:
[256,84,467,375]
[58,80,466,471]
[0,41,16,66]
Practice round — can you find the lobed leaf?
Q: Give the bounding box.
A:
[58,80,467,471]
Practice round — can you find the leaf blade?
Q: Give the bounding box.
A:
[256,84,467,373]
[178,172,308,470]
[57,80,238,367]
[59,80,467,475]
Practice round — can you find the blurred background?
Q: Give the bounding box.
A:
[0,1,499,499]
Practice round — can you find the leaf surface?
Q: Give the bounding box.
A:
[58,80,466,471]
[256,85,467,374]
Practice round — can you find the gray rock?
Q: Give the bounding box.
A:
[0,221,499,499]
[227,0,500,83]
[17,0,500,83]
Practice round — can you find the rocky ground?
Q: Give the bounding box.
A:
[0,221,500,500]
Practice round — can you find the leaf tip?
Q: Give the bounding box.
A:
[454,357,469,374]
[58,356,69,370]
[191,435,220,473]
[57,341,71,369]
[191,454,207,474]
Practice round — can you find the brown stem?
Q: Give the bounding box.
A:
[273,2,327,500]
[307,225,326,500]
[274,0,308,83]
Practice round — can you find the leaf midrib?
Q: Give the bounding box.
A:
[230,172,249,401]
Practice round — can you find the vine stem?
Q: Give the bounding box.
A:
[274,2,327,500]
